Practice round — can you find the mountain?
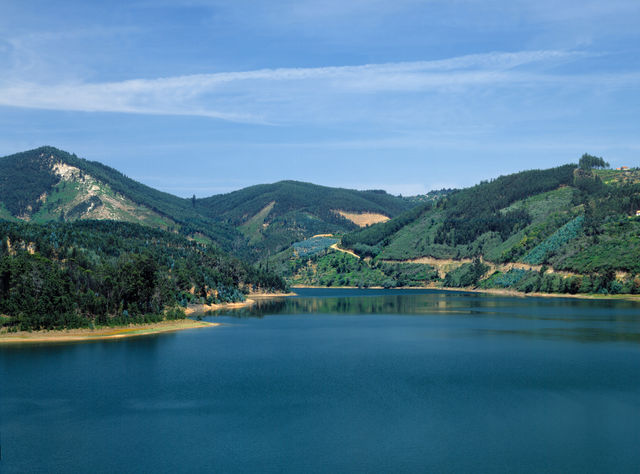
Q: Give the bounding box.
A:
[279,159,640,295]
[197,180,415,255]
[0,146,415,258]
[0,146,243,252]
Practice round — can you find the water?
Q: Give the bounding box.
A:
[1,289,640,473]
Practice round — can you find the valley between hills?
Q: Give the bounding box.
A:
[1,146,640,334]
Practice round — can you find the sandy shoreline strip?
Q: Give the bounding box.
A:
[0,292,295,345]
[0,319,219,345]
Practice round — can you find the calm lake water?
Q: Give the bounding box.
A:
[1,288,640,473]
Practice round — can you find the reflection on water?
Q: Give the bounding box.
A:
[3,288,640,473]
[209,288,640,344]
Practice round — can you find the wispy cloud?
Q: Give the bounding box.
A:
[0,50,610,124]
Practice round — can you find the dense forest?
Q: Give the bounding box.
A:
[0,220,287,331]
[0,148,61,216]
[197,180,412,223]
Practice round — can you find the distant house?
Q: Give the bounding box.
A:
[616,166,630,170]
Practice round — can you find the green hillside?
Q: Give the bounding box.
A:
[0,220,286,331]
[0,146,244,252]
[4,146,637,297]
[282,157,640,296]
[197,180,415,256]
[0,147,415,258]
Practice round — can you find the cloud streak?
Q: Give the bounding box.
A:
[0,49,632,124]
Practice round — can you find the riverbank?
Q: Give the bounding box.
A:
[0,319,219,345]
[0,292,296,345]
[184,292,297,315]
[291,284,640,302]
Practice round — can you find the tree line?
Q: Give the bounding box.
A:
[0,220,287,331]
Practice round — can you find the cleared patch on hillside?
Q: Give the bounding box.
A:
[595,168,640,186]
[30,162,174,229]
[292,235,338,257]
[333,210,389,227]
[500,187,575,223]
[239,201,275,243]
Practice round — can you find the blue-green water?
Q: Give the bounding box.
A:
[2,289,640,473]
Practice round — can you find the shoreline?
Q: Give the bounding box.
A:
[0,292,295,345]
[184,292,297,315]
[291,284,640,302]
[0,319,219,345]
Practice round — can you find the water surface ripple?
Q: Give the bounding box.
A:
[2,289,639,473]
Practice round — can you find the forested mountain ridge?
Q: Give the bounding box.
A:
[0,146,414,258]
[197,180,415,256]
[4,147,637,299]
[0,146,244,252]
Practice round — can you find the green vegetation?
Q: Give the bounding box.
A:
[433,165,575,246]
[0,146,243,253]
[238,201,275,244]
[479,268,639,295]
[342,165,576,261]
[292,236,338,257]
[197,180,414,256]
[341,202,432,255]
[0,220,287,331]
[579,153,609,170]
[522,216,584,265]
[0,203,16,221]
[274,247,438,288]
[555,218,640,274]
[0,147,415,258]
[403,188,456,204]
[331,158,640,295]
[0,148,60,216]
[442,259,489,288]
[2,146,639,300]
[199,181,412,224]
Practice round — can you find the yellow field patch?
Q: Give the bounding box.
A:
[333,210,389,227]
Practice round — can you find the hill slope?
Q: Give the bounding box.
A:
[0,220,286,331]
[0,146,244,251]
[280,161,640,295]
[0,147,415,258]
[197,180,414,255]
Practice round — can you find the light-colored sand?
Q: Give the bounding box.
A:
[332,210,389,227]
[0,319,218,344]
[184,299,257,315]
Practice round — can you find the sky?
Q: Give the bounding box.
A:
[0,0,639,197]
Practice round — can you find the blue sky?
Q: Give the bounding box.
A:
[1,0,639,196]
